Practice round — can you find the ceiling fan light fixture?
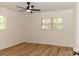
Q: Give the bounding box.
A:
[26,9,31,12]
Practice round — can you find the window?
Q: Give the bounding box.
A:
[53,17,63,29]
[0,15,6,30]
[42,18,52,29]
[41,17,63,30]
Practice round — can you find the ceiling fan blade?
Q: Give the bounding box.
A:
[19,9,26,11]
[30,9,41,11]
[16,6,26,9]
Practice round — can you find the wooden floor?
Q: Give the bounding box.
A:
[0,42,73,56]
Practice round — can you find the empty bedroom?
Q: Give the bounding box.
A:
[0,2,78,56]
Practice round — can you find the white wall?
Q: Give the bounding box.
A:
[0,7,28,50]
[23,9,74,47]
[73,3,79,52]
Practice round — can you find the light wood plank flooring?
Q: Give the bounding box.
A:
[0,42,73,56]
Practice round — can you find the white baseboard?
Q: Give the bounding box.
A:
[24,41,73,47]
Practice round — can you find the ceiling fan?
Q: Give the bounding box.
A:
[16,2,41,13]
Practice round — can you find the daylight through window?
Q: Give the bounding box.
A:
[0,15,6,30]
[42,17,63,30]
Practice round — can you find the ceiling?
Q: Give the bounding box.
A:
[0,2,74,12]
